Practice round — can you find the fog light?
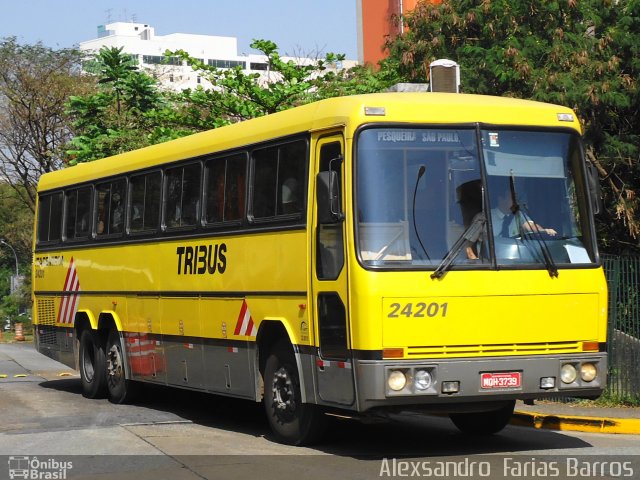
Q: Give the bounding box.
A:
[442,381,460,394]
[388,370,407,391]
[540,377,556,389]
[414,370,433,390]
[560,364,577,384]
[580,363,597,382]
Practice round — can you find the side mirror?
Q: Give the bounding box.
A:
[317,170,344,224]
[586,162,603,215]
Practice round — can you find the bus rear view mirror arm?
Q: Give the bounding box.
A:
[586,161,603,216]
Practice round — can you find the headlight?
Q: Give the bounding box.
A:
[580,363,597,382]
[560,364,577,384]
[388,370,407,391]
[414,370,433,390]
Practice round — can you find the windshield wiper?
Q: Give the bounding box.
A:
[431,213,485,280]
[412,165,431,261]
[508,174,558,278]
[519,205,559,277]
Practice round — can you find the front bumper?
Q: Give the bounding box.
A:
[354,353,606,412]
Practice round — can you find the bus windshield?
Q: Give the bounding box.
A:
[355,127,596,270]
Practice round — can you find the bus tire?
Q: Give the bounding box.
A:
[105,328,139,404]
[264,340,326,445]
[449,400,515,435]
[79,329,107,399]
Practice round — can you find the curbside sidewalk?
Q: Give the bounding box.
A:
[512,401,640,435]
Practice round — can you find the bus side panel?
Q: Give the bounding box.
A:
[161,297,205,389]
[33,295,76,369]
[201,297,257,399]
[124,297,166,384]
[33,254,78,369]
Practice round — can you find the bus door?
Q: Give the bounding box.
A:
[311,135,355,406]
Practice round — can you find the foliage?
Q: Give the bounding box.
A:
[65,47,191,164]
[169,39,398,126]
[67,43,396,164]
[0,183,32,328]
[386,0,640,252]
[0,183,33,261]
[0,38,91,211]
[0,272,31,333]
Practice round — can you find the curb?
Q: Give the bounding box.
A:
[512,410,640,435]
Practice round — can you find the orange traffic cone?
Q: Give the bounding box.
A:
[14,322,25,342]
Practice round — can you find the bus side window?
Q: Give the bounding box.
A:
[165,163,201,229]
[37,192,63,244]
[205,153,246,224]
[225,154,246,221]
[252,139,306,220]
[278,141,305,215]
[252,146,278,218]
[109,181,126,234]
[64,187,92,241]
[96,180,125,236]
[316,141,344,280]
[129,172,161,233]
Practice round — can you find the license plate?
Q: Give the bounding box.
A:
[481,372,521,389]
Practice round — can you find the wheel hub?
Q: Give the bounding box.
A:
[107,344,123,381]
[271,366,297,420]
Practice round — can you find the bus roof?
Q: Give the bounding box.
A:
[38,92,580,192]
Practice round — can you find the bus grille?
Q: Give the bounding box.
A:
[36,298,57,345]
[406,341,581,358]
[37,298,56,326]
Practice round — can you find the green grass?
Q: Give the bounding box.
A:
[566,392,640,408]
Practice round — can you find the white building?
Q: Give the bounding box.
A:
[80,22,356,90]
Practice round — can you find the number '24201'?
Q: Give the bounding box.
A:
[388,302,448,318]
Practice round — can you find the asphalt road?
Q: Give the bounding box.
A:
[1,342,639,480]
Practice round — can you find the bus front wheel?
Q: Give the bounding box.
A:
[264,340,326,445]
[105,329,139,404]
[449,400,515,435]
[79,329,107,399]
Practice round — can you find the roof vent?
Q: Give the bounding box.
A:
[429,59,460,93]
[386,83,430,93]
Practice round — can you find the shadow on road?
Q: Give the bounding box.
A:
[38,377,593,458]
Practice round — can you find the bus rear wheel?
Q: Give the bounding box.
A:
[264,340,326,445]
[449,400,515,435]
[105,328,139,404]
[79,329,107,399]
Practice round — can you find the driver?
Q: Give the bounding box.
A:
[492,190,557,237]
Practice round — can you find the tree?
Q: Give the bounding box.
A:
[65,47,183,164]
[94,46,138,115]
[68,42,396,163]
[385,0,640,252]
[170,39,398,127]
[0,183,32,262]
[0,182,32,327]
[0,38,91,211]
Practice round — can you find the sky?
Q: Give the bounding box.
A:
[0,0,359,59]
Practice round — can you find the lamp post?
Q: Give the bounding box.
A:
[0,239,19,292]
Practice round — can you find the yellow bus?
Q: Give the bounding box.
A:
[32,92,607,445]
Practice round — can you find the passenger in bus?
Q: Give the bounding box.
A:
[131,203,143,225]
[281,177,301,214]
[111,192,124,232]
[96,204,106,235]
